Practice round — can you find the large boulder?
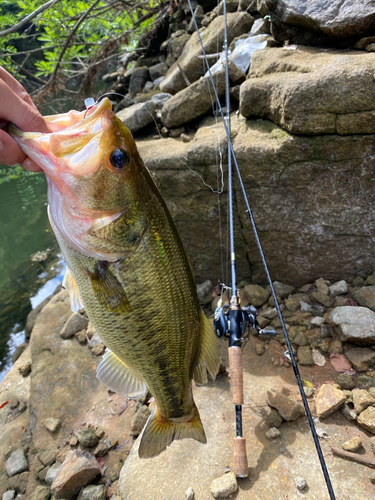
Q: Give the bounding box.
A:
[160,12,254,94]
[266,0,375,47]
[329,307,375,344]
[116,101,156,133]
[240,46,375,135]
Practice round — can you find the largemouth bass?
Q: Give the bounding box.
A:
[9,98,220,458]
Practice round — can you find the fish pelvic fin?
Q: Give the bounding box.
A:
[63,267,84,312]
[193,310,220,386]
[96,349,147,398]
[138,404,207,459]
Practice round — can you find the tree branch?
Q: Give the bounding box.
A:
[0,0,62,37]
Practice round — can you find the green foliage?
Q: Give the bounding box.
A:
[0,165,44,185]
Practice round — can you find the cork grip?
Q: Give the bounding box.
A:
[233,437,248,477]
[228,346,243,405]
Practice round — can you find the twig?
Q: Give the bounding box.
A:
[0,0,62,37]
[330,446,375,468]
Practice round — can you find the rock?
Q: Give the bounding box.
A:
[312,349,326,367]
[241,47,375,135]
[295,477,307,491]
[77,485,106,500]
[354,287,375,312]
[293,331,309,347]
[93,441,110,457]
[263,406,283,428]
[329,307,375,344]
[76,427,98,448]
[267,389,304,421]
[330,353,352,372]
[187,4,205,33]
[250,17,270,36]
[164,33,191,67]
[116,101,156,134]
[25,295,51,338]
[149,63,168,82]
[91,344,105,356]
[341,403,357,421]
[357,407,375,434]
[160,12,254,94]
[5,450,28,478]
[180,134,191,143]
[297,346,314,366]
[185,486,194,500]
[27,486,50,500]
[210,472,238,498]
[128,67,149,96]
[315,384,346,419]
[60,313,88,339]
[266,0,375,47]
[85,322,96,339]
[321,324,334,339]
[44,418,61,433]
[358,376,375,388]
[162,72,226,128]
[300,302,325,317]
[353,389,375,414]
[346,347,375,372]
[303,386,314,398]
[311,292,333,308]
[45,462,62,485]
[11,344,27,365]
[40,450,56,467]
[314,278,328,295]
[370,436,375,454]
[130,405,151,437]
[365,273,375,286]
[197,281,213,302]
[329,280,348,297]
[18,359,31,377]
[328,339,343,355]
[285,298,299,312]
[271,281,294,299]
[261,308,278,320]
[76,331,87,345]
[151,93,172,110]
[266,427,281,440]
[51,450,101,498]
[88,332,102,348]
[2,491,16,500]
[243,284,270,306]
[311,316,325,327]
[337,374,356,390]
[255,344,265,355]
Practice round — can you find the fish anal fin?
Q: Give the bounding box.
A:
[96,349,146,399]
[138,405,206,459]
[63,267,84,313]
[193,311,220,386]
[87,260,130,314]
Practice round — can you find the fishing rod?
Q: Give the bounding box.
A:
[187,1,336,498]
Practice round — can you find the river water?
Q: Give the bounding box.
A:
[0,170,64,380]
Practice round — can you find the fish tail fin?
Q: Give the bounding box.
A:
[138,404,206,459]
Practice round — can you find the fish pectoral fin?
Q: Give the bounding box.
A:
[62,267,84,312]
[96,349,147,399]
[193,310,221,386]
[138,405,206,459]
[87,260,130,314]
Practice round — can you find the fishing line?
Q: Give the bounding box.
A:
[187,1,336,497]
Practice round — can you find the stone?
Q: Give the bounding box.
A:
[77,485,106,500]
[311,292,333,308]
[2,492,16,500]
[284,298,299,312]
[76,427,98,448]
[370,388,375,398]
[312,349,326,367]
[341,403,357,422]
[311,316,325,326]
[45,462,62,485]
[337,374,356,390]
[358,376,375,388]
[151,93,172,110]
[345,347,375,372]
[93,441,110,457]
[76,332,87,345]
[44,418,61,433]
[328,338,343,354]
[357,407,375,434]
[297,346,314,366]
[149,63,168,82]
[27,487,50,500]
[130,405,151,437]
[11,344,27,365]
[210,472,238,498]
[128,67,149,96]
[266,427,281,440]
[300,302,325,317]
[60,313,88,339]
[267,389,304,421]
[329,307,375,344]
[51,450,101,498]
[40,450,56,467]
[187,4,204,33]
[255,343,265,355]
[261,308,278,320]
[293,331,309,347]
[241,47,375,135]
[243,284,270,306]
[329,280,348,297]
[295,477,307,491]
[160,13,254,94]
[263,406,283,428]
[164,33,191,67]
[352,389,375,414]
[303,386,314,398]
[315,384,346,419]
[5,450,28,477]
[370,436,375,454]
[116,101,156,134]
[181,134,191,143]
[365,273,375,286]
[266,0,375,47]
[25,295,51,337]
[314,278,328,295]
[88,332,102,348]
[169,127,185,139]
[321,324,334,339]
[91,344,105,356]
[85,322,96,339]
[227,60,246,86]
[354,287,375,312]
[250,17,270,36]
[185,487,194,500]
[271,281,294,299]
[18,359,31,377]
[353,276,365,287]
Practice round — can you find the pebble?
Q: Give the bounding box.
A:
[342,436,362,452]
[60,313,89,339]
[210,472,238,498]
[329,280,348,297]
[340,403,357,421]
[353,389,375,414]
[69,435,78,446]
[45,461,62,485]
[303,386,314,398]
[2,491,16,500]
[255,344,265,355]
[295,477,307,491]
[91,343,106,356]
[311,316,325,326]
[77,484,107,500]
[266,427,281,440]
[181,133,191,143]
[185,486,194,500]
[357,406,375,434]
[44,417,61,433]
[76,427,99,448]
[315,384,346,419]
[5,449,28,477]
[130,405,151,437]
[267,389,304,421]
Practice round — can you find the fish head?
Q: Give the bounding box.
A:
[9,98,145,260]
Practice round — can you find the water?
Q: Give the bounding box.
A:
[0,172,64,381]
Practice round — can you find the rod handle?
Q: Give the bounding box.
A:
[228,346,243,405]
[233,437,248,477]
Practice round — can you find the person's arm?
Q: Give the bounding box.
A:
[0,67,50,171]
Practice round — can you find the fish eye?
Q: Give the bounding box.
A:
[109,148,129,169]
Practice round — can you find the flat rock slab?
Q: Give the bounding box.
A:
[241,46,375,135]
[329,307,375,344]
[116,101,156,134]
[315,384,346,419]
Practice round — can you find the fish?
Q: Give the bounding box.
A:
[9,98,220,458]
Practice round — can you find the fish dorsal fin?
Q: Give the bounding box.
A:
[96,349,147,399]
[63,267,84,312]
[87,261,130,314]
[193,311,221,386]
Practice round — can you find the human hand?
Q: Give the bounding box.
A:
[0,67,50,171]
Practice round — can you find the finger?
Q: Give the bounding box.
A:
[0,128,27,166]
[21,157,44,172]
[0,66,35,108]
[0,79,50,134]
